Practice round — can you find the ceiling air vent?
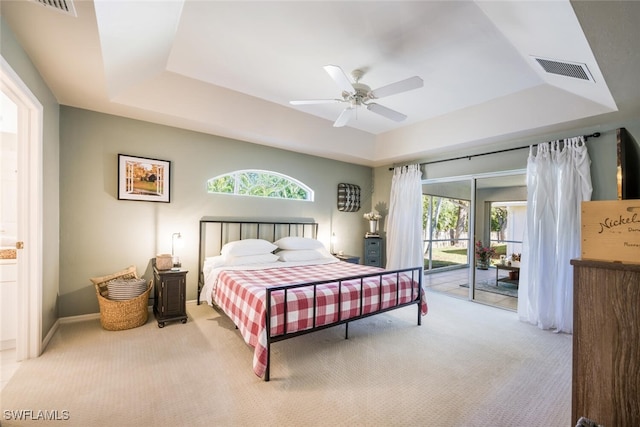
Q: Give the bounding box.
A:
[31,0,77,17]
[532,56,594,82]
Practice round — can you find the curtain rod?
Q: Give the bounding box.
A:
[389,132,601,170]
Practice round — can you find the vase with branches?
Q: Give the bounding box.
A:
[363,211,381,221]
[364,211,381,235]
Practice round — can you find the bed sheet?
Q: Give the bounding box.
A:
[203,260,427,378]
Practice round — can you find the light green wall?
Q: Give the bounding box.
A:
[1,16,60,340]
[59,107,372,316]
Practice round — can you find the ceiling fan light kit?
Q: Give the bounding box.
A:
[290,65,423,127]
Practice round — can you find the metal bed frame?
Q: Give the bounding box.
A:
[197,217,320,303]
[198,217,423,381]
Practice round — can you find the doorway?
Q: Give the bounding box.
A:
[473,174,526,310]
[1,90,18,346]
[421,171,526,311]
[0,90,18,390]
[0,56,43,367]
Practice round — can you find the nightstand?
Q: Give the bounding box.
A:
[334,253,360,264]
[153,260,188,328]
[364,237,383,267]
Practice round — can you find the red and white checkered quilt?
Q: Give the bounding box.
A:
[212,262,427,378]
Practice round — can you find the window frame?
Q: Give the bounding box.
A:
[206,169,314,201]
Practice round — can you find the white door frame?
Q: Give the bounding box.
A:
[1,55,43,361]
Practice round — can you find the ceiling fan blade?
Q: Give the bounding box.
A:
[369,76,423,99]
[324,65,355,94]
[366,103,407,122]
[333,107,355,127]
[290,99,342,105]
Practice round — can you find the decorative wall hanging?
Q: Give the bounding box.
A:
[118,154,171,202]
[337,183,361,212]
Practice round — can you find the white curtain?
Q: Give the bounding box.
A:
[386,164,424,270]
[518,137,592,333]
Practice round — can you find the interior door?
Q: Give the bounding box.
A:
[1,56,43,361]
[0,91,18,352]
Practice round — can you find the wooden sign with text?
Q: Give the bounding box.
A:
[581,200,640,264]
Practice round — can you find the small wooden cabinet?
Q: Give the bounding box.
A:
[570,258,640,426]
[364,237,383,267]
[153,260,188,328]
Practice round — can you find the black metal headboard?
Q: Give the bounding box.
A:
[197,217,319,304]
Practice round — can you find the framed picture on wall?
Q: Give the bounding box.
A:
[118,154,171,202]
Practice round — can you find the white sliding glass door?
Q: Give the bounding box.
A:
[422,171,526,311]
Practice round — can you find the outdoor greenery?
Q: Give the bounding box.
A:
[207,170,312,200]
[423,195,508,240]
[491,206,508,240]
[426,244,506,269]
[427,247,469,269]
[423,193,510,270]
[423,196,469,243]
[208,175,235,193]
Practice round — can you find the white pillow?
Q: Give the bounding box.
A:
[274,236,324,250]
[203,256,226,275]
[277,247,334,262]
[220,239,277,257]
[225,253,279,266]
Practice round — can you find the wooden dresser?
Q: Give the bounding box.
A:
[570,259,640,426]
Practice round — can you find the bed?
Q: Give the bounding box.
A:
[197,217,427,381]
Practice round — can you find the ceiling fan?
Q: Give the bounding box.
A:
[290,65,424,127]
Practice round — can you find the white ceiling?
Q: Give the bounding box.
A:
[2,1,639,167]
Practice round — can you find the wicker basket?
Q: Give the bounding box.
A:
[91,266,152,331]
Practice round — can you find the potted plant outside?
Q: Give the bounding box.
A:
[475,241,495,270]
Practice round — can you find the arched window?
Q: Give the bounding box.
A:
[207,169,314,201]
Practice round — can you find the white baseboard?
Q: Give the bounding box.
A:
[59,312,101,324]
[1,339,16,351]
[38,309,158,356]
[42,319,58,352]
[41,313,101,352]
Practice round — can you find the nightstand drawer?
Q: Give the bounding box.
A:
[365,257,382,267]
[366,247,380,256]
[365,239,381,248]
[364,237,383,267]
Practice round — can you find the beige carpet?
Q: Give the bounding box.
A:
[0,290,572,426]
